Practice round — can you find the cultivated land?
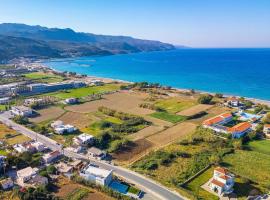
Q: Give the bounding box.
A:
[24,72,65,83]
[177,104,213,116]
[29,106,66,123]
[247,139,270,155]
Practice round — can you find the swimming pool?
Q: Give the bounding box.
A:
[239,112,261,121]
[109,180,129,194]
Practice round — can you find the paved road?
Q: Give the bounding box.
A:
[0,112,185,200]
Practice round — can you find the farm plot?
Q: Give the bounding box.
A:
[177,104,213,116]
[29,106,65,123]
[65,92,153,115]
[58,112,94,130]
[147,122,197,147]
[128,125,163,141]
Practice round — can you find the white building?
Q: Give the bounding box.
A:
[0,178,14,190]
[13,143,36,153]
[42,150,62,164]
[90,79,104,86]
[51,120,76,134]
[87,147,106,160]
[209,167,235,196]
[31,141,47,152]
[80,164,113,186]
[0,97,10,104]
[263,124,270,137]
[73,133,94,146]
[17,167,39,186]
[11,106,33,117]
[65,98,78,104]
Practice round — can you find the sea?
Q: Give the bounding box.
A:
[44,48,270,100]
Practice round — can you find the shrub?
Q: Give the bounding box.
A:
[197,94,213,104]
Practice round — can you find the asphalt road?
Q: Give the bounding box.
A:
[0,112,185,200]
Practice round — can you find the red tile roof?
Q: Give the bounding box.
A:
[229,122,252,133]
[211,179,225,187]
[220,112,232,118]
[265,124,270,128]
[214,167,228,175]
[203,116,224,126]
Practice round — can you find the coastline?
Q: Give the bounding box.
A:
[39,62,270,107]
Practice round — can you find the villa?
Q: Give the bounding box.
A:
[226,96,242,107]
[11,106,33,117]
[16,167,39,186]
[209,167,235,196]
[73,133,95,146]
[51,120,77,134]
[42,150,62,164]
[80,164,113,186]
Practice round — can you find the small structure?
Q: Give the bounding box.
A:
[209,167,235,196]
[11,106,33,117]
[56,162,73,176]
[80,164,113,186]
[24,98,44,106]
[42,150,62,164]
[73,133,94,146]
[0,178,14,190]
[87,147,106,160]
[51,120,76,134]
[17,167,39,186]
[65,98,78,104]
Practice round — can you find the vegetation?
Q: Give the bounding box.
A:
[247,140,270,155]
[24,72,65,83]
[17,185,58,200]
[150,112,187,123]
[197,94,213,104]
[154,98,196,113]
[66,188,89,200]
[13,115,29,125]
[263,112,270,124]
[6,152,43,169]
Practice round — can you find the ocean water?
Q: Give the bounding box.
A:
[44,48,270,100]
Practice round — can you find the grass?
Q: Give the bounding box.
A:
[247,139,270,155]
[183,167,218,200]
[42,84,121,99]
[150,112,187,123]
[0,105,6,111]
[223,150,270,188]
[66,188,89,200]
[128,186,140,195]
[0,149,8,156]
[154,98,196,113]
[24,72,65,83]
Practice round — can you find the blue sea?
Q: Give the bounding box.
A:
[44,48,270,100]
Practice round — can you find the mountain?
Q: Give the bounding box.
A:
[0,23,175,61]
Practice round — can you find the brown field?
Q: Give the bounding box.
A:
[112,139,153,163]
[128,125,163,141]
[144,115,173,127]
[65,91,153,115]
[58,112,94,130]
[29,106,65,123]
[147,122,197,147]
[55,176,113,200]
[177,104,213,116]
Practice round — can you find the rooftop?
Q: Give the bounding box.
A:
[83,164,112,178]
[229,122,252,133]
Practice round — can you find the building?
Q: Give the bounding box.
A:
[0,97,10,104]
[263,124,270,137]
[51,120,77,134]
[42,150,62,164]
[24,175,48,188]
[11,106,33,117]
[0,178,14,190]
[24,98,44,106]
[13,143,36,153]
[31,141,47,152]
[56,162,73,176]
[228,122,252,138]
[17,167,39,186]
[227,96,241,107]
[65,98,78,104]
[80,164,113,186]
[209,167,235,196]
[0,155,6,169]
[203,113,233,127]
[73,133,94,146]
[90,79,104,86]
[87,147,106,160]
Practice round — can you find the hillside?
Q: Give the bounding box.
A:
[0,23,175,61]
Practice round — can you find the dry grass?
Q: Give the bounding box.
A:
[177,104,213,116]
[128,125,163,141]
[58,112,94,130]
[29,106,65,123]
[65,91,153,115]
[147,122,197,147]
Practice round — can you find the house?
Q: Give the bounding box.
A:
[203,112,233,127]
[51,120,77,134]
[263,124,270,137]
[69,159,85,170]
[31,141,47,152]
[228,122,252,138]
[13,143,36,153]
[24,175,48,188]
[227,96,241,107]
[17,167,39,186]
[42,150,62,164]
[65,98,78,104]
[24,98,44,106]
[80,164,113,186]
[11,106,33,117]
[87,147,106,160]
[0,178,14,190]
[51,120,64,129]
[73,133,94,146]
[209,167,234,196]
[56,162,73,176]
[0,97,10,104]
[90,79,104,86]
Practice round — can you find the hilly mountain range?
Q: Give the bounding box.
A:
[0,23,175,61]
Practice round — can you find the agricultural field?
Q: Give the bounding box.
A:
[150,111,186,123]
[29,106,66,123]
[24,72,65,83]
[44,83,121,99]
[247,139,270,155]
[177,104,213,116]
[0,123,31,145]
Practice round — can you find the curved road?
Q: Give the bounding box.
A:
[0,112,185,200]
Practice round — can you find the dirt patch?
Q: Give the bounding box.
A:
[147,122,197,147]
[65,91,153,115]
[58,112,93,130]
[177,104,213,116]
[128,125,163,141]
[112,139,153,162]
[84,193,113,200]
[144,116,173,127]
[29,106,65,123]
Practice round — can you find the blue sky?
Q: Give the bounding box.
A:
[0,0,270,47]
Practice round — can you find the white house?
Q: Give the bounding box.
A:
[13,143,36,153]
[65,98,78,104]
[87,147,106,160]
[51,120,76,134]
[51,120,64,129]
[263,124,270,137]
[56,162,73,176]
[31,141,47,152]
[227,96,241,107]
[42,150,62,164]
[17,167,39,186]
[209,167,235,196]
[0,97,10,105]
[80,164,113,186]
[90,79,104,86]
[73,133,94,146]
[0,178,14,190]
[11,106,33,117]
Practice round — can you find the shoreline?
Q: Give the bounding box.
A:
[40,62,270,107]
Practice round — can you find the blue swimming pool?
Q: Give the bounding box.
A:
[240,112,261,121]
[109,180,129,194]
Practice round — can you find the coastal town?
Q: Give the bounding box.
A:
[0,61,269,200]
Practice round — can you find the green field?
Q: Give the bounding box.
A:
[0,105,6,111]
[43,84,121,99]
[248,140,270,155]
[150,112,187,123]
[24,72,65,83]
[154,98,196,113]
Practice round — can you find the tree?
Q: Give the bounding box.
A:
[215,93,223,98]
[197,94,213,104]
[263,112,270,124]
[13,115,29,125]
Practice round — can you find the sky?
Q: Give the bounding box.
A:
[0,0,270,47]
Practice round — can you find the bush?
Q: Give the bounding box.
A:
[197,94,213,104]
